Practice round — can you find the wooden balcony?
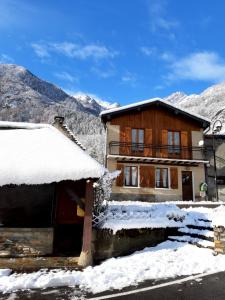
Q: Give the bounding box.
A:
[108,141,206,161]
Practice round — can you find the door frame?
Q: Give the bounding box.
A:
[181,170,194,201]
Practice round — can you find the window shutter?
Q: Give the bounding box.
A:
[120,127,126,155]
[149,166,155,188]
[124,127,131,155]
[116,163,124,186]
[170,167,178,189]
[140,165,155,188]
[181,131,189,159]
[144,128,152,157]
[161,129,168,158]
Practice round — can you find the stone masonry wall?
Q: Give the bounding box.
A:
[93,227,178,261]
[214,226,225,254]
[0,228,54,257]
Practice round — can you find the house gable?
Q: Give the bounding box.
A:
[101,99,210,130]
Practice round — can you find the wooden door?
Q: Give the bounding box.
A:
[55,181,85,224]
[182,171,193,201]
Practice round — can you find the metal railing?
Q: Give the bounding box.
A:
[109,141,206,160]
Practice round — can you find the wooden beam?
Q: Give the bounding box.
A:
[78,179,94,267]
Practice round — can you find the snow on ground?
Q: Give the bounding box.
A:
[1,241,225,294]
[168,235,214,248]
[99,201,224,233]
[184,205,225,228]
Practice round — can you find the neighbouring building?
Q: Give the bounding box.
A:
[0,119,104,267]
[204,134,225,201]
[100,98,210,202]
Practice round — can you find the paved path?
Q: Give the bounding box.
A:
[90,272,225,300]
[1,272,225,300]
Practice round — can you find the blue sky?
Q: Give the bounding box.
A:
[1,0,225,105]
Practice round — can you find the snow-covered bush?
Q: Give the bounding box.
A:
[93,170,120,225]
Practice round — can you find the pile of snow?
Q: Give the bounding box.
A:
[98,201,225,233]
[185,205,225,228]
[100,202,186,233]
[1,241,225,294]
[0,121,105,186]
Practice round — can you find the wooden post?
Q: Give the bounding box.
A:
[78,179,94,267]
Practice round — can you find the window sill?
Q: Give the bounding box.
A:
[122,186,140,189]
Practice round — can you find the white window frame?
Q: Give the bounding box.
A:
[155,167,171,190]
[123,164,140,188]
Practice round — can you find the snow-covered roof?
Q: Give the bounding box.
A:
[0,121,105,186]
[100,98,211,126]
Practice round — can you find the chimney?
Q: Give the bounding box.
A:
[53,116,64,126]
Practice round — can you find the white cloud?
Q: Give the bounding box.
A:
[91,66,115,78]
[140,47,174,62]
[0,54,14,64]
[160,51,175,62]
[154,85,164,90]
[31,43,50,58]
[31,41,118,61]
[121,72,137,86]
[168,51,225,82]
[54,71,78,83]
[140,46,156,56]
[148,0,179,34]
[52,42,118,60]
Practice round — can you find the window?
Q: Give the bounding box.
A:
[168,131,181,154]
[124,166,138,187]
[155,168,169,188]
[131,129,144,152]
[217,176,225,185]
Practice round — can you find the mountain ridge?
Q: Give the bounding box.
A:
[1,63,225,162]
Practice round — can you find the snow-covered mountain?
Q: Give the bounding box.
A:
[0,64,118,162]
[72,93,119,115]
[164,82,225,126]
[2,63,225,162]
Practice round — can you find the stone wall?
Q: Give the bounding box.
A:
[214,226,225,254]
[0,228,54,257]
[93,227,177,261]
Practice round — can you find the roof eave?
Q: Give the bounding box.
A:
[101,100,210,129]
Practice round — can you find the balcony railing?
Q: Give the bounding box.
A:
[108,141,205,160]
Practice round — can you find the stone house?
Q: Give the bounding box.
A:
[0,118,104,267]
[100,98,210,202]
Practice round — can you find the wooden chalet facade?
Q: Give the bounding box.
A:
[101,99,210,202]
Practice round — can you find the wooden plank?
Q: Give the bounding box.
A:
[116,163,124,186]
[161,129,168,158]
[140,165,155,188]
[144,128,153,157]
[170,167,178,189]
[181,131,189,159]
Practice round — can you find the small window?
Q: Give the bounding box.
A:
[124,166,138,187]
[156,168,169,188]
[131,129,144,152]
[217,176,225,185]
[168,131,181,154]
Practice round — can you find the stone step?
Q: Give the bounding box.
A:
[178,228,214,242]
[186,224,213,230]
[168,235,214,250]
[0,256,81,272]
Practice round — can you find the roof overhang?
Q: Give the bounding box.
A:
[100,99,210,129]
[108,155,209,167]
